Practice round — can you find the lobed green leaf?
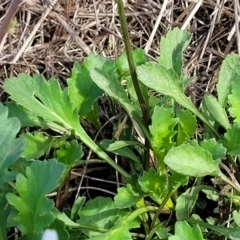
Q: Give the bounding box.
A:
[90,67,136,117]
[77,197,125,238]
[20,132,53,160]
[228,75,240,122]
[137,64,203,121]
[150,106,178,165]
[203,95,230,129]
[159,28,192,77]
[6,102,45,127]
[6,159,65,240]
[68,61,103,118]
[176,109,197,145]
[169,221,204,240]
[0,104,26,188]
[56,140,83,166]
[114,184,143,209]
[221,123,240,156]
[138,168,168,201]
[4,74,80,131]
[199,138,226,160]
[116,48,148,76]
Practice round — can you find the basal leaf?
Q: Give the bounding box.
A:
[20,132,53,160]
[77,197,123,237]
[56,140,83,166]
[217,53,240,107]
[68,62,103,118]
[150,106,178,164]
[84,53,115,74]
[68,53,114,121]
[159,28,192,77]
[101,225,132,240]
[221,123,240,156]
[90,68,136,117]
[176,186,214,221]
[53,208,80,228]
[71,197,86,221]
[3,74,80,131]
[155,228,168,239]
[104,140,143,150]
[169,221,204,240]
[114,184,143,209]
[199,138,226,160]
[138,168,168,201]
[0,104,26,188]
[176,109,197,145]
[83,102,101,129]
[87,226,132,240]
[6,102,45,127]
[0,103,22,145]
[164,144,220,177]
[137,64,202,120]
[116,49,148,76]
[150,106,178,149]
[203,95,230,129]
[170,170,189,188]
[6,159,65,240]
[100,140,141,163]
[114,175,144,209]
[68,229,83,240]
[228,75,240,122]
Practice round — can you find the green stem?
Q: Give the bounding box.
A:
[76,224,108,233]
[116,0,151,169]
[150,184,179,230]
[146,222,168,240]
[124,206,157,223]
[75,125,130,179]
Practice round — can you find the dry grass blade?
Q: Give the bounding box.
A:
[0,0,238,102]
[11,0,58,63]
[233,0,240,54]
[144,0,169,54]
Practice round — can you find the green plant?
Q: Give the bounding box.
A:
[2,11,240,240]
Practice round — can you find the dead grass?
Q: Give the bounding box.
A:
[0,0,239,92]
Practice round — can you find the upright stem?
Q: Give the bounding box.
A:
[116,0,151,169]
